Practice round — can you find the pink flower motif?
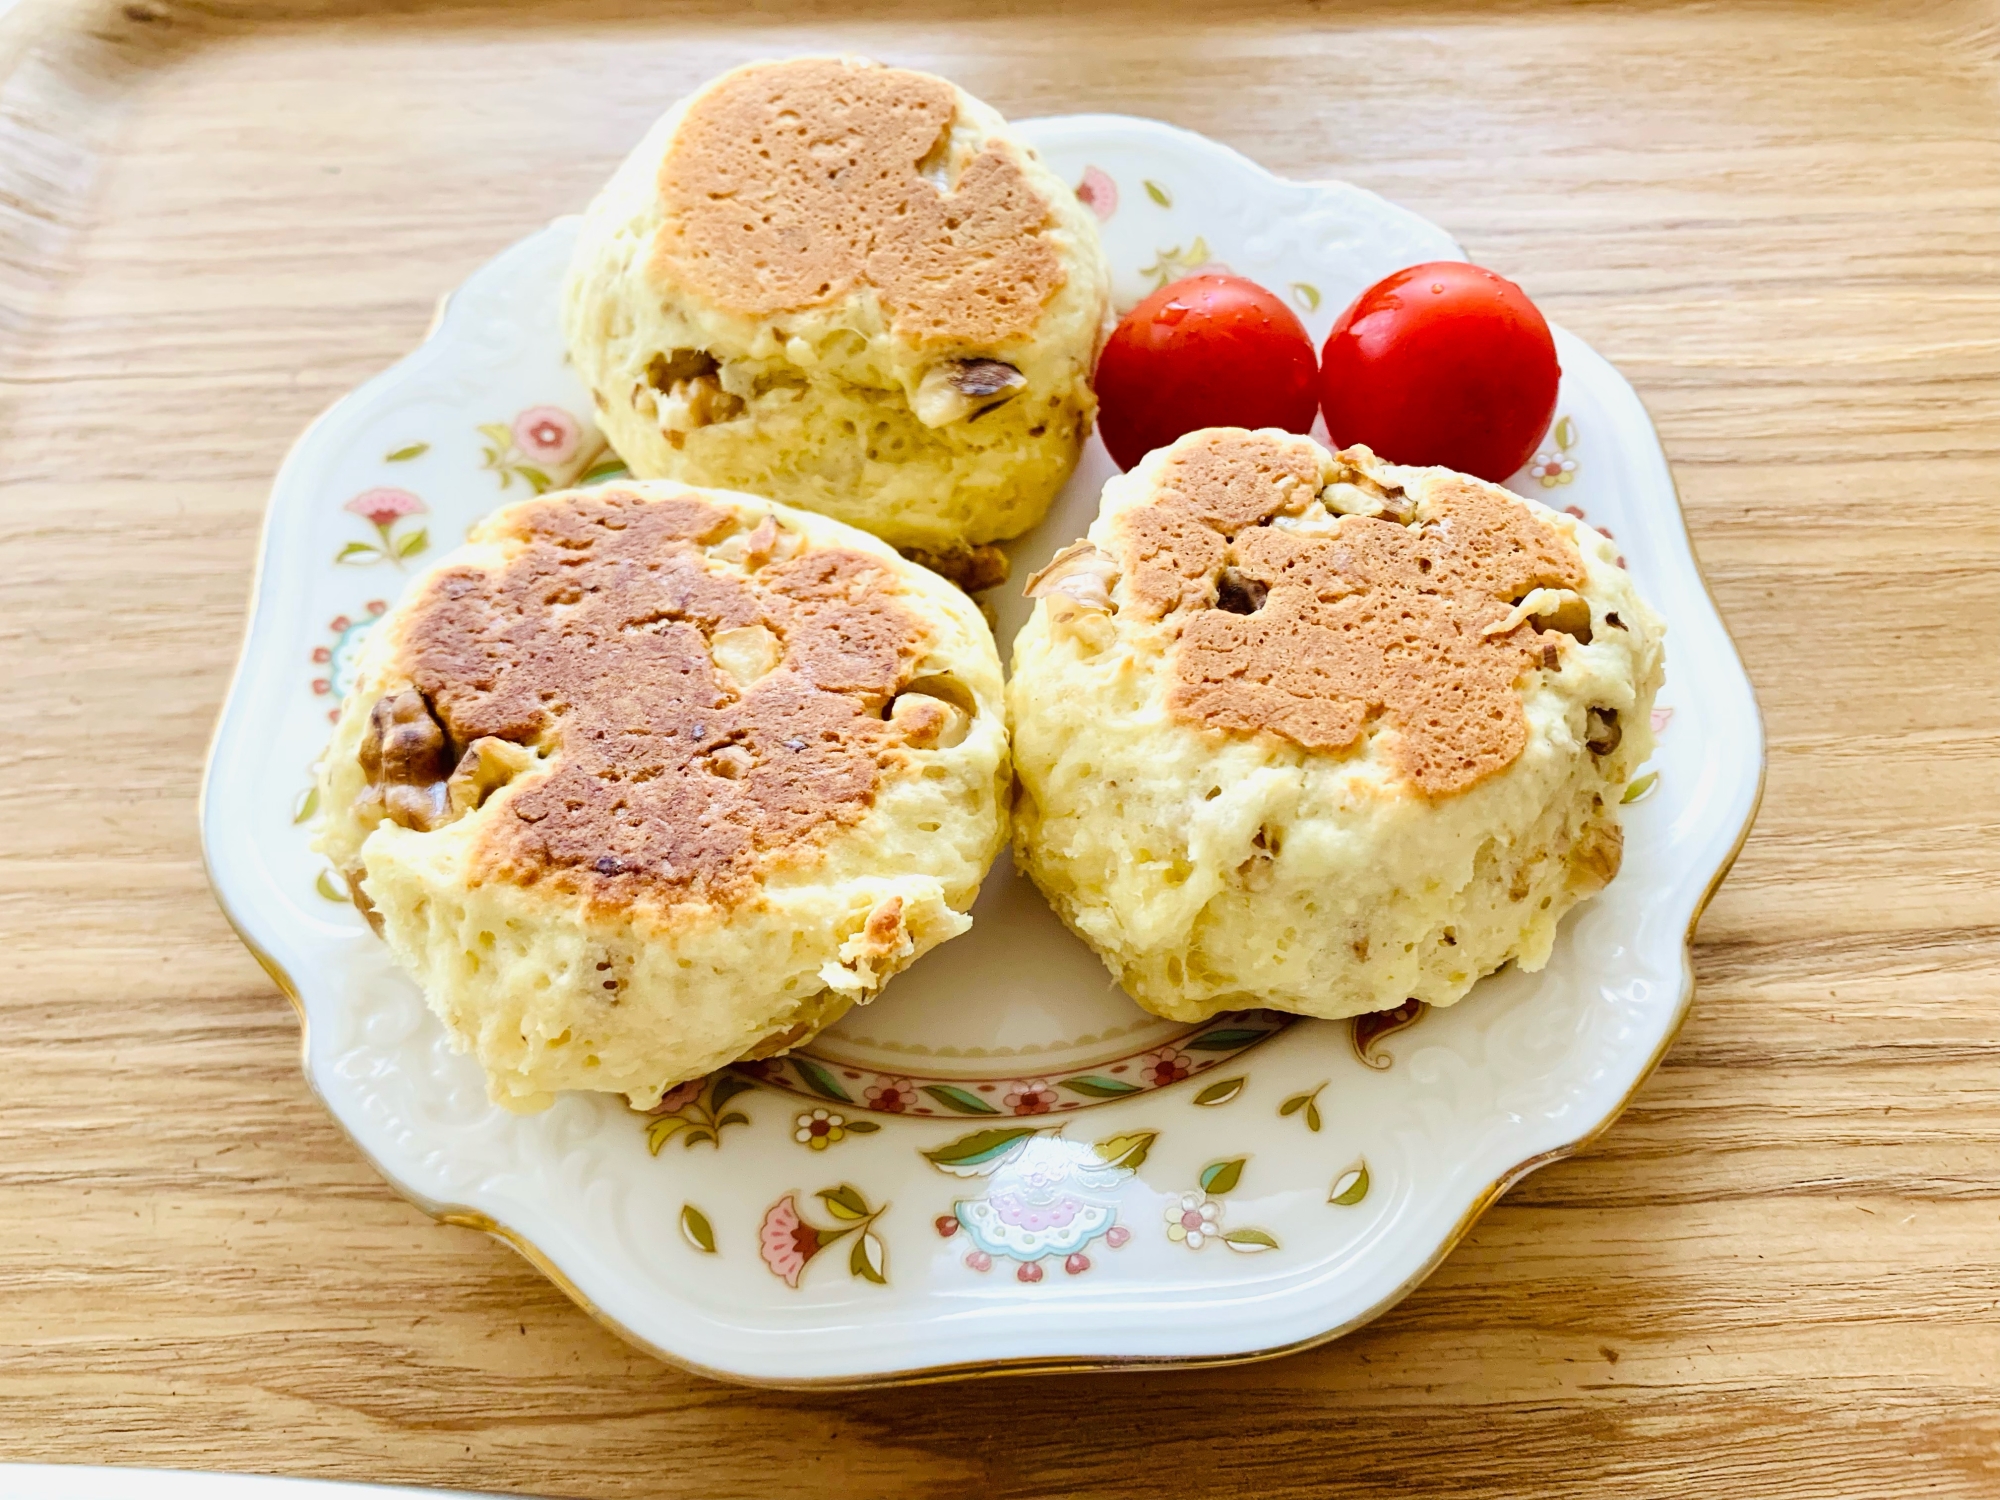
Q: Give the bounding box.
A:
[513,406,581,465]
[1651,706,1675,734]
[344,488,425,528]
[311,678,330,695]
[311,647,331,664]
[1105,1225,1131,1249]
[988,1189,1082,1234]
[1139,1047,1192,1089]
[864,1077,916,1114]
[365,600,387,616]
[654,1077,705,1115]
[758,1194,822,1288]
[1076,165,1118,222]
[1017,1260,1045,1284]
[1003,1078,1058,1116]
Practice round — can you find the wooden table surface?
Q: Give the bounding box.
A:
[2,0,1996,1494]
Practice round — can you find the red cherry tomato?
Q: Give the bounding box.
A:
[1094,273,1320,471]
[1318,262,1559,482]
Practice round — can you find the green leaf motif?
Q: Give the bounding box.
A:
[335,541,382,564]
[1144,179,1172,208]
[715,1111,749,1129]
[1281,1081,1327,1132]
[1554,415,1578,451]
[394,528,429,559]
[1187,1028,1271,1051]
[679,1203,716,1253]
[921,1083,1001,1115]
[922,1126,1036,1168]
[846,1119,882,1135]
[385,442,429,462]
[1222,1228,1279,1253]
[709,1071,756,1111]
[818,1184,870,1221]
[577,458,630,485]
[851,1229,887,1284]
[790,1055,853,1103]
[1622,770,1660,805]
[313,869,347,903]
[680,1126,717,1150]
[1060,1075,1139,1099]
[293,784,320,825]
[478,423,514,448]
[1330,1162,1371,1206]
[1091,1131,1156,1172]
[518,464,553,494]
[1193,1076,1245,1107]
[646,1116,688,1155]
[1292,282,1321,311]
[1199,1157,1246,1196]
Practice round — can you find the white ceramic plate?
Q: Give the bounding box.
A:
[202,116,1763,1386]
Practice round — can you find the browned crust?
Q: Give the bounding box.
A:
[394,487,933,912]
[1113,432,1587,798]
[649,58,1065,345]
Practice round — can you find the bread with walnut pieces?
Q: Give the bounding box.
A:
[314,481,1008,1111]
[1007,428,1664,1024]
[562,57,1109,572]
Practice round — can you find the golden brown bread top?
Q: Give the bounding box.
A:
[394,487,932,911]
[1113,432,1587,798]
[648,58,1065,345]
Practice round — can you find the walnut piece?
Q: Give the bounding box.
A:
[642,347,745,448]
[1320,454,1413,523]
[911,358,1026,427]
[1585,707,1622,756]
[1481,588,1594,647]
[710,624,783,694]
[447,736,537,817]
[1569,820,1624,891]
[1024,540,1120,634]
[708,514,801,570]
[357,690,452,831]
[900,543,1010,594]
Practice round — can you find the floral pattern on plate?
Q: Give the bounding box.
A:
[927,1127,1147,1281]
[737,1010,1292,1119]
[478,404,617,494]
[759,1185,889,1288]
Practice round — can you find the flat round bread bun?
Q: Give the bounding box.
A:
[314,481,1008,1111]
[1007,428,1665,1024]
[562,56,1109,567]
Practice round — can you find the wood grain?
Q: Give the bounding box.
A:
[1,0,1997,1495]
